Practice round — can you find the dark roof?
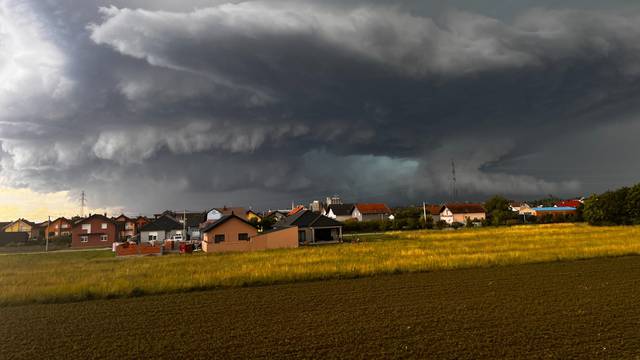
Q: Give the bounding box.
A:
[200,214,257,233]
[72,214,116,226]
[139,214,183,232]
[183,212,206,228]
[0,222,11,230]
[327,204,354,216]
[444,203,486,214]
[114,214,133,222]
[0,232,29,245]
[276,210,342,228]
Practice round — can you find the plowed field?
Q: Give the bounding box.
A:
[2,256,640,359]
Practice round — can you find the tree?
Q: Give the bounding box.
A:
[484,195,514,226]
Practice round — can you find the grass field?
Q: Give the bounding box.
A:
[2,223,640,306]
[2,256,640,359]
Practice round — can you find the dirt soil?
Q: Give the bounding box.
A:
[2,256,640,359]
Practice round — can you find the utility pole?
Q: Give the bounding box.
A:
[80,190,86,217]
[183,209,186,241]
[423,202,427,225]
[45,216,50,252]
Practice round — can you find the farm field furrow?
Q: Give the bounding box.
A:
[2,255,640,359]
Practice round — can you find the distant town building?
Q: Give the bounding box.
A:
[352,204,393,222]
[440,204,486,225]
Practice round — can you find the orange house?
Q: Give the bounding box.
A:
[201,214,298,253]
[45,217,73,237]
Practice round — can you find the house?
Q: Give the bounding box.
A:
[440,204,486,225]
[114,215,136,241]
[2,219,35,239]
[325,204,355,222]
[206,207,248,221]
[28,222,46,240]
[275,210,343,244]
[180,212,206,240]
[201,214,259,252]
[138,214,184,243]
[245,210,262,223]
[201,214,299,253]
[262,210,288,223]
[352,204,393,222]
[531,206,577,218]
[509,203,533,216]
[424,205,444,222]
[134,216,150,233]
[71,214,119,248]
[45,217,73,237]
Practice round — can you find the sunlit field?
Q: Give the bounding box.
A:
[1,223,640,306]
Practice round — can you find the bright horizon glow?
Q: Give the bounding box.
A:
[0,186,116,222]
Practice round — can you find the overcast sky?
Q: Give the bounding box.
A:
[2,0,640,216]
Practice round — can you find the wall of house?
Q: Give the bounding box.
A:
[452,213,486,223]
[202,219,258,253]
[46,220,71,237]
[351,208,362,222]
[360,213,388,222]
[252,226,299,250]
[71,218,118,248]
[139,229,183,243]
[440,209,486,224]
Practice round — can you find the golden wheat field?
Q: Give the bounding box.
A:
[1,223,640,306]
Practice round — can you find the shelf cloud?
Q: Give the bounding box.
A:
[2,0,640,213]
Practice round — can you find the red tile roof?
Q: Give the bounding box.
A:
[355,203,391,214]
[287,205,306,216]
[425,205,444,215]
[444,203,485,214]
[556,199,582,208]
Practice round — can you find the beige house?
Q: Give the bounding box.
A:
[201,214,298,253]
[440,204,486,225]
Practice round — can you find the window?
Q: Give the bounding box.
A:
[81,224,91,232]
[148,234,157,241]
[214,234,225,243]
[100,234,108,242]
[101,223,108,229]
[80,235,88,243]
[61,224,69,229]
[298,230,306,242]
[238,233,249,241]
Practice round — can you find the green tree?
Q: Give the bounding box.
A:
[484,195,513,226]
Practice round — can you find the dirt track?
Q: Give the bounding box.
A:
[2,256,640,359]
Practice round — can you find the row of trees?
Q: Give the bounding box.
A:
[583,183,640,225]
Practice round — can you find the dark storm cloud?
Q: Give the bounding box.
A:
[2,0,640,212]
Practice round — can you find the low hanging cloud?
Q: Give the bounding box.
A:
[1,0,640,214]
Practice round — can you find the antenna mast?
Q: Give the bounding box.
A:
[81,190,86,217]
